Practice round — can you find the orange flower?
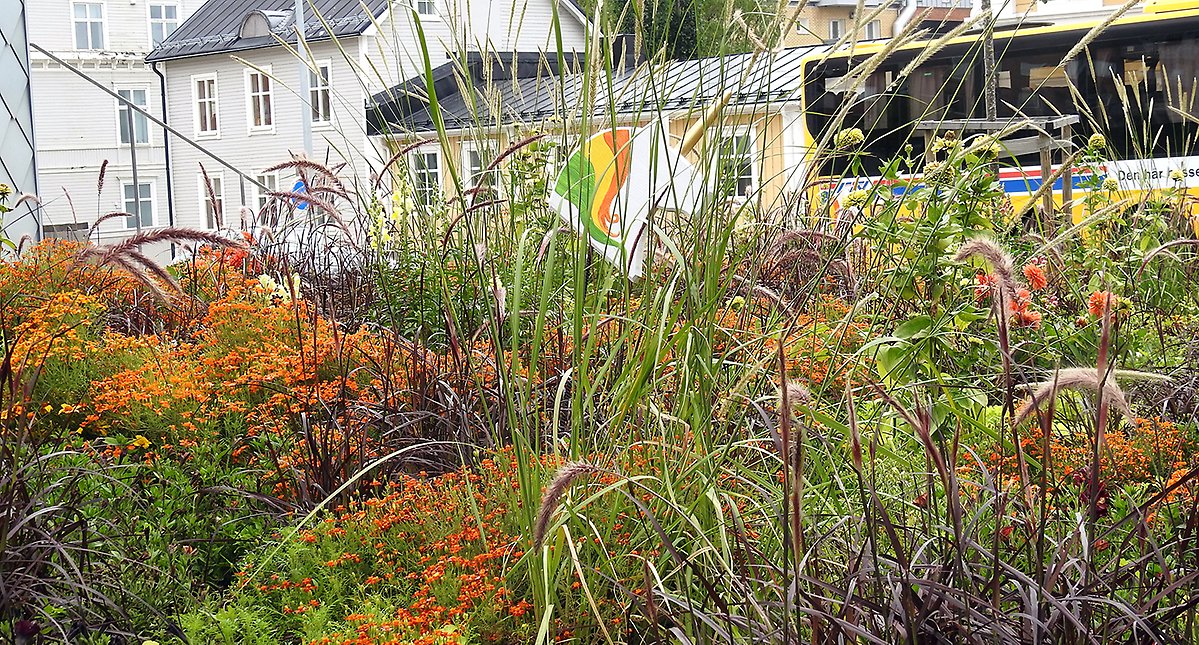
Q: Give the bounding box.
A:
[1012,308,1042,329]
[1023,263,1048,291]
[1088,290,1116,317]
[974,273,998,303]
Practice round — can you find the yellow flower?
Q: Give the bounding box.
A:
[1088,133,1107,151]
[1102,177,1119,192]
[130,435,151,450]
[1170,168,1186,183]
[834,128,865,150]
[60,403,82,414]
[843,189,871,209]
[0,183,11,199]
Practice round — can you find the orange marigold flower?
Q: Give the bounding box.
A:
[1023,263,1048,291]
[1088,290,1116,317]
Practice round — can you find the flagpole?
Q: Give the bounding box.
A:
[296,0,313,156]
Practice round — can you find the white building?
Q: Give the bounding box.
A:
[146,0,591,234]
[27,0,205,242]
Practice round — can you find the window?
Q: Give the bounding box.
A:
[201,174,224,229]
[246,68,274,131]
[117,89,149,145]
[193,75,218,136]
[416,0,437,16]
[462,142,491,190]
[123,182,153,229]
[73,3,105,50]
[149,3,178,47]
[796,18,810,35]
[716,130,754,199]
[409,149,440,206]
[255,172,278,213]
[864,19,882,40]
[309,62,332,124]
[829,19,844,41]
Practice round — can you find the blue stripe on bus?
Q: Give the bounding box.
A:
[878,174,1101,197]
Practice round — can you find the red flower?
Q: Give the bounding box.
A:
[1023,263,1048,291]
[1088,291,1116,318]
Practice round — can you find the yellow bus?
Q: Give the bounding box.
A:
[799,0,1199,225]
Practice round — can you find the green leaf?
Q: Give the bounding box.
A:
[894,316,933,340]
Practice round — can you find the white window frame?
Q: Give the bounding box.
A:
[408,145,441,207]
[245,66,275,133]
[122,181,155,229]
[415,0,438,17]
[116,87,150,146]
[309,60,333,127]
[254,171,279,214]
[192,74,219,138]
[864,19,882,40]
[714,126,757,201]
[72,2,107,50]
[461,140,490,190]
[148,2,179,48]
[199,172,225,230]
[829,19,845,41]
[795,18,810,35]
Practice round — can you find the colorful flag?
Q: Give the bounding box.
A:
[549,123,702,278]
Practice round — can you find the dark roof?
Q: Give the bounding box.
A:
[147,0,390,62]
[369,46,821,135]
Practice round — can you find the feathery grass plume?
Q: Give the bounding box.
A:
[779,381,812,411]
[95,226,245,262]
[96,160,109,196]
[263,158,350,197]
[86,211,135,239]
[533,461,601,548]
[12,194,40,210]
[265,190,357,244]
[955,237,1018,300]
[1013,367,1138,428]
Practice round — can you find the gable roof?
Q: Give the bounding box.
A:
[146,0,385,62]
[368,45,821,136]
[147,0,591,63]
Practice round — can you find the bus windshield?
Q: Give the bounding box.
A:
[802,14,1199,177]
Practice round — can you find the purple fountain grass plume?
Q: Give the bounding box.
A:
[265,157,350,193]
[533,461,602,548]
[1013,367,1136,428]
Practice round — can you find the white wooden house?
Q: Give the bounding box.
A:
[146,0,590,234]
[27,0,205,241]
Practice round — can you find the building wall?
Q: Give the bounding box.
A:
[784,4,900,48]
[0,0,39,244]
[27,0,204,243]
[164,2,589,233]
[162,38,377,232]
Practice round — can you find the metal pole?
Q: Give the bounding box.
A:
[127,104,141,231]
[983,0,997,122]
[296,0,313,156]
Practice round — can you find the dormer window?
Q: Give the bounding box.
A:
[239,10,289,38]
